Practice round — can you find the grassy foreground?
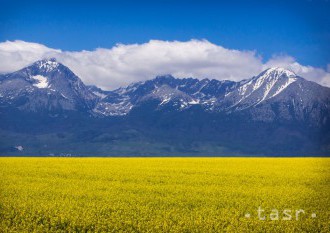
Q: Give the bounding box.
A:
[0,158,329,232]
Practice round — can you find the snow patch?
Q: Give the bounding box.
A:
[269,77,297,99]
[32,75,49,88]
[15,145,24,151]
[61,93,69,99]
[258,77,279,103]
[188,99,199,105]
[160,97,171,105]
[93,91,107,99]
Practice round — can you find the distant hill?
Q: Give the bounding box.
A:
[1,58,329,156]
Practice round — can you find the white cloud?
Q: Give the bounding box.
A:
[0,40,60,73]
[0,40,329,90]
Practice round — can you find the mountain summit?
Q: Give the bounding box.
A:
[0,58,97,113]
[0,60,329,156]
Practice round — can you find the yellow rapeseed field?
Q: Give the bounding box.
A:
[0,158,329,232]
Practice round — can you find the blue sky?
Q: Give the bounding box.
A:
[1,0,329,68]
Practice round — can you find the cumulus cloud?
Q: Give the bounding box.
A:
[0,40,329,90]
[0,40,60,73]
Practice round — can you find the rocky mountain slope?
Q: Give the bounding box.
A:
[0,58,97,113]
[0,58,329,156]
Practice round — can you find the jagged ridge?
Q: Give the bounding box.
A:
[1,59,330,156]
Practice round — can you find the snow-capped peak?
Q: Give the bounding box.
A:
[35,58,59,72]
[263,67,296,77]
[251,67,297,89]
[226,67,300,109]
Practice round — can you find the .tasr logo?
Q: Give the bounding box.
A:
[244,207,317,220]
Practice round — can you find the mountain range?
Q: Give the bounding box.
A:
[1,58,329,156]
